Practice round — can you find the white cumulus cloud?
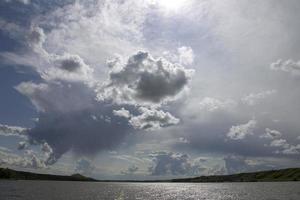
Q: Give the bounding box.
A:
[227,120,257,140]
[129,107,180,131]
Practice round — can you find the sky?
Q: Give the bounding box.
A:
[0,0,300,180]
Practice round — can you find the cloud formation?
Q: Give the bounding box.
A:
[4,0,30,5]
[177,46,195,66]
[2,0,300,178]
[260,128,300,155]
[0,124,27,138]
[271,59,300,76]
[100,51,194,105]
[149,152,202,176]
[10,19,193,166]
[260,128,282,139]
[129,107,180,131]
[44,54,94,82]
[226,120,257,140]
[241,90,277,106]
[0,149,45,169]
[113,108,131,119]
[198,97,236,112]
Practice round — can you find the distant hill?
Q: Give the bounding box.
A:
[0,168,96,182]
[1,167,300,182]
[171,168,300,182]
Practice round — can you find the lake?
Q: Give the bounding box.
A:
[0,181,299,200]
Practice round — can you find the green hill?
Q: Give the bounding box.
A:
[1,167,300,182]
[0,168,96,182]
[172,168,300,182]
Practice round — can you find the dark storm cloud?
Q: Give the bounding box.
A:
[22,81,133,163]
[101,51,194,105]
[58,55,83,72]
[28,107,131,163]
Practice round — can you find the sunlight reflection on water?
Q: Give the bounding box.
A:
[0,181,299,200]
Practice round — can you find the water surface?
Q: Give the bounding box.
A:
[0,181,299,200]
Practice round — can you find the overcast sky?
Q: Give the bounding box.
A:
[0,0,300,180]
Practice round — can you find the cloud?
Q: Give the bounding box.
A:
[281,145,300,155]
[0,124,28,138]
[129,107,180,131]
[75,158,95,176]
[149,152,202,176]
[3,1,194,169]
[178,137,190,144]
[270,139,289,147]
[26,150,46,169]
[198,97,236,112]
[260,128,300,155]
[177,46,194,65]
[260,128,282,139]
[113,108,131,119]
[0,146,12,153]
[121,165,139,175]
[15,81,97,113]
[99,51,194,105]
[4,0,30,5]
[226,120,257,140]
[224,155,273,174]
[15,82,49,112]
[26,105,132,163]
[268,137,300,155]
[28,26,46,51]
[0,150,45,169]
[206,165,227,176]
[2,0,300,177]
[0,19,24,40]
[43,54,94,82]
[224,155,249,174]
[271,59,300,76]
[27,26,94,83]
[241,90,277,106]
[17,141,28,150]
[15,49,133,163]
[269,139,300,155]
[41,142,55,165]
[162,46,195,66]
[14,37,189,165]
